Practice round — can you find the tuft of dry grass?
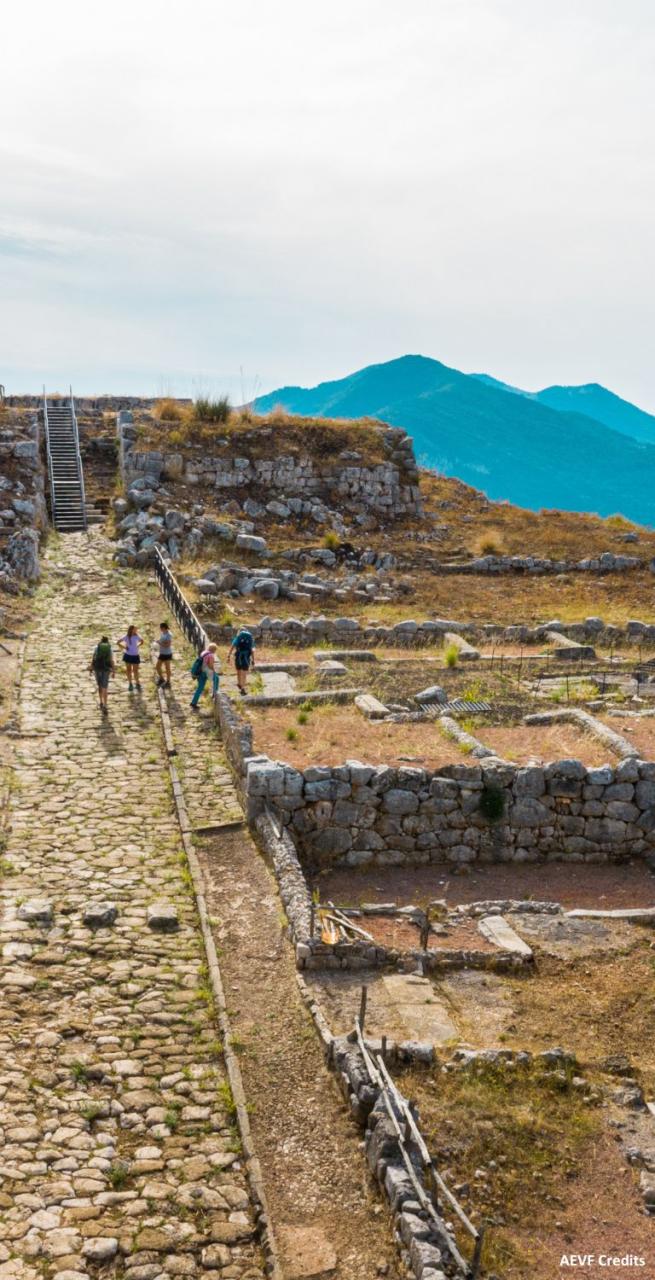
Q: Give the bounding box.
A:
[472,527,505,556]
[155,397,186,422]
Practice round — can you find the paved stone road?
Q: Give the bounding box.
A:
[0,534,263,1280]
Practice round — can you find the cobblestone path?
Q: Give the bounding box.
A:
[0,534,263,1280]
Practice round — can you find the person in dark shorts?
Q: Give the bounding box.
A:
[89,636,115,714]
[118,625,143,690]
[228,627,255,696]
[156,622,173,689]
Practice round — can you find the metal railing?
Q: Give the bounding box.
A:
[153,547,208,654]
[70,386,87,531]
[42,386,56,526]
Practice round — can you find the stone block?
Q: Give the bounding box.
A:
[235,533,267,553]
[83,902,118,929]
[17,898,53,926]
[382,789,419,815]
[514,766,546,797]
[147,904,179,932]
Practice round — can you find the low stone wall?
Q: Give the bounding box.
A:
[435,552,642,574]
[214,691,254,794]
[204,612,655,649]
[246,755,655,869]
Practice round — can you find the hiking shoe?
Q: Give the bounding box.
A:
[239,687,247,696]
[164,681,171,689]
[190,702,199,710]
[156,677,165,688]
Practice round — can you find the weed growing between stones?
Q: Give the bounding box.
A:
[444,642,459,667]
[479,783,506,823]
[217,1079,237,1119]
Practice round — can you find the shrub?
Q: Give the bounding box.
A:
[155,397,183,422]
[478,784,506,824]
[297,711,309,725]
[286,727,298,742]
[444,643,459,668]
[473,529,505,556]
[323,531,340,550]
[194,395,231,424]
[606,513,636,529]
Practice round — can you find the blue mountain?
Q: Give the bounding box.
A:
[471,374,655,445]
[254,355,655,525]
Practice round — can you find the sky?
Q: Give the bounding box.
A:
[1,0,654,408]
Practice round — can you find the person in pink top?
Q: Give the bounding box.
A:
[190,644,219,709]
[117,625,144,690]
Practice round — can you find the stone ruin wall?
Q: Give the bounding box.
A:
[117,414,423,521]
[244,755,655,871]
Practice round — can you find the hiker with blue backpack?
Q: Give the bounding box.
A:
[190,644,219,709]
[228,627,255,696]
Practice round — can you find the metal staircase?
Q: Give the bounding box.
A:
[43,389,87,531]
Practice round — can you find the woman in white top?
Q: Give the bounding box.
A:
[117,625,144,690]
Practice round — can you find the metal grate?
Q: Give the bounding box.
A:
[418,698,493,716]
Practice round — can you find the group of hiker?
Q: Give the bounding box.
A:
[89,621,255,715]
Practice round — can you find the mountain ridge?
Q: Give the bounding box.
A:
[253,354,655,525]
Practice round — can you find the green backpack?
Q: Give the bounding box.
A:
[190,654,204,679]
[93,642,112,671]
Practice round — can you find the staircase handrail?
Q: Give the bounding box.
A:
[43,387,56,524]
[70,386,88,530]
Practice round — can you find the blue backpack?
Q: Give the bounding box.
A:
[234,630,253,661]
[190,654,204,679]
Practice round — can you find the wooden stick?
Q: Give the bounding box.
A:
[358,985,368,1035]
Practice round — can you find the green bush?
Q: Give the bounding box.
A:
[194,395,231,424]
[444,643,459,668]
[478,783,506,824]
[323,530,340,550]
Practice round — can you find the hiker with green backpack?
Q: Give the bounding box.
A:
[227,627,255,696]
[89,636,116,715]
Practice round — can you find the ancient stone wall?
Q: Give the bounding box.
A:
[203,612,655,648]
[245,755,655,870]
[118,416,422,521]
[0,413,47,590]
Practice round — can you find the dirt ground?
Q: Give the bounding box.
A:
[355,914,496,952]
[247,703,466,767]
[316,860,655,910]
[481,721,613,765]
[195,828,402,1280]
[404,1063,654,1280]
[601,714,655,759]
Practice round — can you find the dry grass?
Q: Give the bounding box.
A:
[405,1058,649,1280]
[507,941,655,1087]
[136,407,388,462]
[421,470,655,560]
[246,703,465,768]
[480,722,612,767]
[154,397,186,422]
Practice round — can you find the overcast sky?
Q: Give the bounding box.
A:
[2,0,654,408]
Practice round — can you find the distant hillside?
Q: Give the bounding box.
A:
[471,373,655,445]
[534,383,655,445]
[254,355,655,525]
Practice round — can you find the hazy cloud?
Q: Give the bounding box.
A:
[1,0,654,406]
